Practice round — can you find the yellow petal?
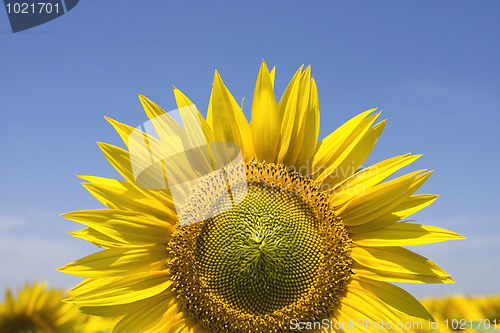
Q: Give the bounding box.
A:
[314,111,380,184]
[80,296,153,317]
[98,141,164,192]
[313,109,376,167]
[112,295,177,333]
[70,227,125,249]
[276,66,320,168]
[98,143,136,183]
[58,245,169,278]
[269,66,275,88]
[162,312,189,333]
[171,93,214,175]
[79,176,175,221]
[98,141,193,197]
[106,116,183,181]
[66,272,171,306]
[351,246,450,277]
[105,117,137,148]
[294,77,320,169]
[389,194,436,221]
[338,170,432,226]
[128,98,211,185]
[332,154,422,206]
[336,288,395,333]
[138,95,186,147]
[61,209,175,246]
[277,66,309,165]
[207,70,254,160]
[351,276,434,321]
[351,222,466,246]
[323,119,386,189]
[353,263,455,284]
[251,60,279,162]
[173,87,215,144]
[277,65,303,120]
[346,284,416,333]
[347,194,438,234]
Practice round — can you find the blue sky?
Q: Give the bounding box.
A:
[0,1,499,299]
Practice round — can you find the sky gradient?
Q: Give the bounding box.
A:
[1,1,499,299]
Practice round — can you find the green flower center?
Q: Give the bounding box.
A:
[170,161,352,333]
[195,185,322,315]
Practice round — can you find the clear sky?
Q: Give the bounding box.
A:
[0,1,499,299]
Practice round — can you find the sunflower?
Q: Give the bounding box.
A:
[60,61,465,333]
[418,295,500,333]
[476,296,500,325]
[0,282,109,333]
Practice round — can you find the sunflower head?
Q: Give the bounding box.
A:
[0,282,110,333]
[60,61,465,333]
[169,161,352,331]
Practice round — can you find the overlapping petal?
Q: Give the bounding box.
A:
[351,222,465,246]
[61,209,175,246]
[207,70,254,160]
[277,66,320,168]
[58,245,170,278]
[251,60,279,162]
[313,110,379,183]
[66,272,172,307]
[351,246,451,280]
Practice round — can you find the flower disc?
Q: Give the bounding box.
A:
[170,162,352,332]
[196,184,322,315]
